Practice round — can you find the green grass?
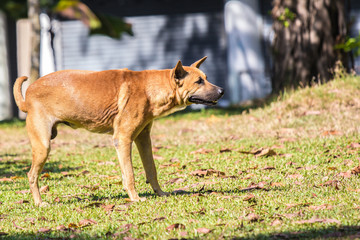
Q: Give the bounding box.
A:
[1,75,360,239]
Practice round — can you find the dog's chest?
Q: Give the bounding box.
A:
[156,105,186,118]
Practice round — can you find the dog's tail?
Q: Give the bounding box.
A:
[13,76,28,113]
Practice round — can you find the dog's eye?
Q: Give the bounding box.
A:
[195,78,204,85]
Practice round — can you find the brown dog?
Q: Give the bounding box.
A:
[13,57,224,206]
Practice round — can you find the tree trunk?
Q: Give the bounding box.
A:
[271,0,349,92]
[27,0,40,83]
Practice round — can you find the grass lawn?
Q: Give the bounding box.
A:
[0,74,360,239]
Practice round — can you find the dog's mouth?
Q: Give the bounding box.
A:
[188,96,218,106]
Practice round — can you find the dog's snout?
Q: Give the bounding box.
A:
[218,87,224,96]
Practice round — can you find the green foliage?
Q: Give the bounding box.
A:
[277,7,296,28]
[334,33,360,57]
[0,0,132,39]
[52,0,133,39]
[90,13,133,38]
[0,0,27,19]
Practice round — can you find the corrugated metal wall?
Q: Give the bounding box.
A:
[59,12,227,90]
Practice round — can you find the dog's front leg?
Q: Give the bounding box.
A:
[135,122,170,197]
[113,137,143,201]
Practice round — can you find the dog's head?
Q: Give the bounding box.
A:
[171,57,224,106]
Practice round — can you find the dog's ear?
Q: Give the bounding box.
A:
[173,60,188,84]
[191,56,207,68]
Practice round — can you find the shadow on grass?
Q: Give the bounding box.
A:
[235,225,360,240]
[85,186,280,203]
[0,159,82,178]
[1,224,359,240]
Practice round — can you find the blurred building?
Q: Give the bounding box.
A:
[0,0,313,120]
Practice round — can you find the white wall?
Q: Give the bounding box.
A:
[225,0,272,103]
[0,11,12,120]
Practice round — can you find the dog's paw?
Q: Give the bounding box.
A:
[130,197,146,202]
[37,201,50,207]
[157,191,170,197]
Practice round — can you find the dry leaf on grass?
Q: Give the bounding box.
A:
[11,176,24,180]
[348,142,360,148]
[41,173,50,179]
[294,218,340,224]
[153,216,166,221]
[40,185,49,193]
[25,218,36,225]
[190,169,225,177]
[246,213,260,222]
[305,165,318,170]
[190,148,214,154]
[218,195,241,200]
[279,137,297,143]
[285,202,311,210]
[243,193,255,202]
[270,219,282,226]
[282,211,303,219]
[271,182,284,187]
[351,166,360,175]
[61,171,74,177]
[102,204,115,212]
[38,227,51,233]
[14,199,29,204]
[153,154,165,160]
[308,204,333,211]
[78,170,90,176]
[98,161,116,166]
[219,148,232,153]
[80,183,100,191]
[68,223,79,228]
[13,221,26,230]
[56,225,66,231]
[319,180,340,189]
[78,219,97,227]
[159,163,180,169]
[190,181,218,188]
[74,207,84,213]
[279,153,293,158]
[196,228,212,234]
[343,160,354,166]
[303,110,321,116]
[337,171,351,178]
[118,223,137,234]
[0,177,13,182]
[166,223,185,231]
[322,130,342,136]
[16,190,30,194]
[213,208,225,212]
[240,148,277,157]
[254,148,277,157]
[287,174,303,179]
[239,182,268,192]
[190,207,206,215]
[262,166,275,170]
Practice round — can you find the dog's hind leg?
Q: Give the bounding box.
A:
[135,122,169,197]
[26,112,52,207]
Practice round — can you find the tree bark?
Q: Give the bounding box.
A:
[27,0,40,83]
[271,0,349,92]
